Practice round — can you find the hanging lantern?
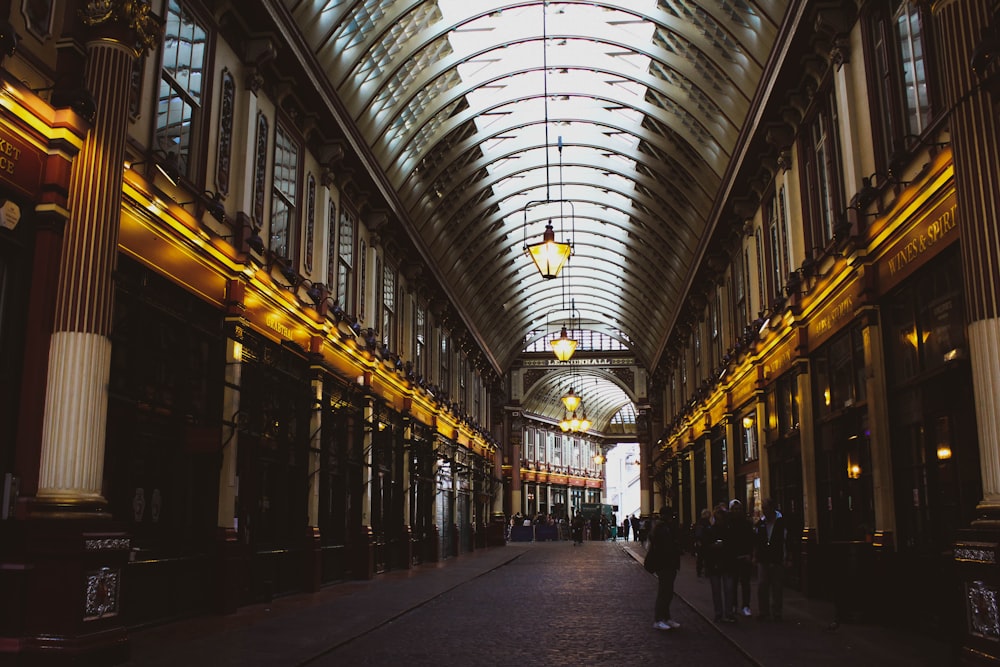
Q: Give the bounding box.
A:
[526,222,571,279]
[551,326,578,361]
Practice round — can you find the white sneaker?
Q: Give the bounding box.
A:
[653,621,671,630]
[742,606,752,617]
[666,619,681,628]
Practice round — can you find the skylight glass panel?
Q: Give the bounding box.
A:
[336,0,389,53]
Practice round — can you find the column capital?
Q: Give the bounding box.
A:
[78,0,163,57]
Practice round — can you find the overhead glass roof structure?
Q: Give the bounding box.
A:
[282,0,788,427]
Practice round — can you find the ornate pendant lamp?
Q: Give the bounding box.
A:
[522,3,573,280]
[527,224,572,279]
[551,326,578,361]
[561,387,581,412]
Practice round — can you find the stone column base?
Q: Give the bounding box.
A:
[0,519,130,666]
[955,527,1000,665]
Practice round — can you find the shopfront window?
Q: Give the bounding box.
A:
[813,324,875,542]
[712,433,728,508]
[741,415,758,463]
[884,247,978,553]
[814,323,866,419]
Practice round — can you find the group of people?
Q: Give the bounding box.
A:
[645,498,790,631]
[619,514,649,543]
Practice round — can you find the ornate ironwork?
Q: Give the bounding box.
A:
[252,112,268,224]
[968,580,1000,639]
[305,174,316,273]
[216,69,234,197]
[84,538,130,550]
[84,567,120,620]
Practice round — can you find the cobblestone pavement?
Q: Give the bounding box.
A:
[126,539,954,667]
[307,541,752,667]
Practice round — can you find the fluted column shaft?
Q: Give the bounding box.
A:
[933,0,1000,514]
[35,34,135,509]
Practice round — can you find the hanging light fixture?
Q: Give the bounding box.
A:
[550,299,579,361]
[522,2,572,280]
[551,325,578,361]
[527,225,572,279]
[559,372,590,433]
[561,386,581,412]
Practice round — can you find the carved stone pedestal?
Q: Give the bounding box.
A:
[0,520,130,666]
[955,527,1000,665]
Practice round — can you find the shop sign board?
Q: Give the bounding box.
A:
[877,191,958,293]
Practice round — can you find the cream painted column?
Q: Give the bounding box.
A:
[932,3,1000,660]
[752,395,768,502]
[859,307,896,543]
[402,418,413,527]
[217,328,243,530]
[671,450,685,524]
[704,435,714,508]
[725,416,738,502]
[36,12,155,512]
[795,361,819,533]
[307,370,324,529]
[687,448,697,517]
[933,0,1000,519]
[361,396,375,527]
[510,442,522,518]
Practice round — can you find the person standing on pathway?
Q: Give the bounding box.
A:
[648,506,682,631]
[754,497,790,621]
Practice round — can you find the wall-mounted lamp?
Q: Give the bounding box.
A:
[180,190,226,224]
[304,280,325,306]
[936,443,953,461]
[0,22,18,67]
[155,151,181,187]
[277,261,299,289]
[247,226,265,254]
[203,191,226,223]
[125,150,182,188]
[742,415,754,430]
[32,83,96,123]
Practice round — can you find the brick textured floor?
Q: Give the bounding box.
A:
[308,541,750,666]
[125,540,954,667]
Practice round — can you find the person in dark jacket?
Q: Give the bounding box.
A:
[754,497,790,620]
[648,506,682,631]
[703,503,737,623]
[693,508,711,577]
[728,499,755,617]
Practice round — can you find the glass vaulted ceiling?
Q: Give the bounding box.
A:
[286,0,786,421]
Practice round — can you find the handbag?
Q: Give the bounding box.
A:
[643,546,658,573]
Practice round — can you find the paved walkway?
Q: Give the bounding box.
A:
[124,540,955,666]
[619,541,955,667]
